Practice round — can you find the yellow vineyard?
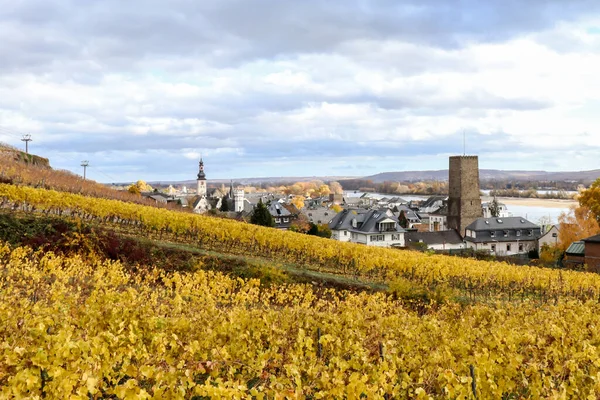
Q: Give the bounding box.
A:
[2,243,600,398]
[1,183,600,300]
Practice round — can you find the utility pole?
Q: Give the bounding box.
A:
[21,134,32,154]
[81,160,89,180]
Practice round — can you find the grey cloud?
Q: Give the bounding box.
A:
[1,0,599,74]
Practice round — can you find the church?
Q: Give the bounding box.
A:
[192,158,245,214]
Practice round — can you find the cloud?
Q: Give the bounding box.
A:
[1,0,600,182]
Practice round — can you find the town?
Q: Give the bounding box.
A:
[125,154,598,270]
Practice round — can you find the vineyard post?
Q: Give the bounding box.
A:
[469,364,477,399]
[379,342,384,362]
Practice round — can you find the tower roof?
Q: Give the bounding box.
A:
[197,158,206,180]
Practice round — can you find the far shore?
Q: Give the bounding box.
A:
[483,196,577,209]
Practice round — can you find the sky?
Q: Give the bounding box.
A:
[1,0,600,183]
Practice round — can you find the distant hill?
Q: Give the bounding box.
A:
[363,169,600,183]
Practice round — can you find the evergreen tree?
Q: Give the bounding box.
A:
[489,196,500,218]
[398,210,408,228]
[220,196,230,212]
[250,200,275,227]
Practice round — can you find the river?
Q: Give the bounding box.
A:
[343,191,574,224]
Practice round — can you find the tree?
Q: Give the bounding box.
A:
[250,200,275,227]
[557,205,600,251]
[220,196,230,212]
[330,204,343,213]
[398,210,408,228]
[489,196,500,218]
[578,178,600,223]
[290,196,305,210]
[127,185,141,196]
[289,213,311,233]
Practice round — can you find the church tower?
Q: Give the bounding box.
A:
[197,158,207,197]
[447,155,482,237]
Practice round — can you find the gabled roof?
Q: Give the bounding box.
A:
[583,234,600,243]
[429,204,448,216]
[405,230,463,246]
[566,241,585,255]
[268,202,292,217]
[329,208,405,234]
[420,196,446,208]
[466,217,539,231]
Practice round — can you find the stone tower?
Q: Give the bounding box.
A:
[447,156,482,237]
[196,158,207,197]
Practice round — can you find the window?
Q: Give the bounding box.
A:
[519,243,524,252]
[491,244,496,252]
[490,232,496,238]
[370,235,377,241]
[516,230,521,237]
[552,233,557,238]
[528,230,533,236]
[506,244,512,252]
[503,230,508,237]
[344,231,348,236]
[283,218,289,223]
[275,218,281,223]
[392,234,400,240]
[378,235,384,241]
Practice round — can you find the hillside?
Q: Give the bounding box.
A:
[0,142,50,168]
[3,174,600,396]
[364,168,600,183]
[0,144,180,209]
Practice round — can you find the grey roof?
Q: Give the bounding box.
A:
[388,197,408,203]
[302,207,337,224]
[429,204,448,216]
[566,241,585,255]
[329,208,406,234]
[392,205,421,222]
[466,217,539,231]
[465,217,542,243]
[420,196,446,208]
[584,234,600,243]
[268,202,292,217]
[405,230,463,246]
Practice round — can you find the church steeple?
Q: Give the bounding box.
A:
[197,158,206,181]
[196,158,207,197]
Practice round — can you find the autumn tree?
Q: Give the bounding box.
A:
[557,205,600,251]
[329,181,343,195]
[290,196,305,210]
[579,178,600,223]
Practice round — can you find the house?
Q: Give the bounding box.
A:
[405,230,465,251]
[302,206,338,225]
[583,234,600,272]
[463,217,542,256]
[428,204,448,232]
[564,241,585,268]
[537,225,559,253]
[329,208,406,247]
[391,205,421,227]
[267,202,297,230]
[418,196,447,214]
[482,201,511,218]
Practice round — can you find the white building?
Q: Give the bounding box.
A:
[329,208,406,247]
[481,201,511,218]
[464,217,542,256]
